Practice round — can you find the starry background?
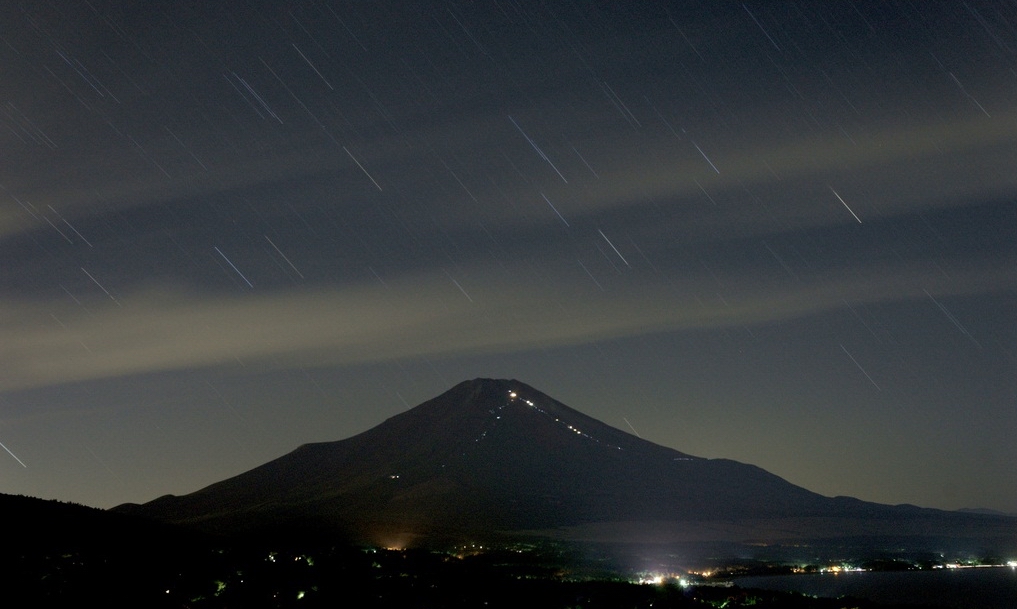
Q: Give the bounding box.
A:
[1,1,1014,513]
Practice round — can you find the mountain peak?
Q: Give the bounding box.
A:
[399,377,654,456]
[115,379,1017,550]
[430,377,547,412]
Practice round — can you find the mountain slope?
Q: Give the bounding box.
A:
[115,379,1016,547]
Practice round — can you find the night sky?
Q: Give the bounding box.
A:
[2,1,1014,514]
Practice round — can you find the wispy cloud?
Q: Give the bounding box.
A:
[3,256,1008,393]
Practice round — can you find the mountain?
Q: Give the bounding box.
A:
[114,379,1016,549]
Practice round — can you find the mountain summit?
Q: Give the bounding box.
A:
[116,379,1015,548]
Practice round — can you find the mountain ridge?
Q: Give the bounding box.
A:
[115,379,1016,549]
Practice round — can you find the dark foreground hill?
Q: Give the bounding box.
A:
[115,379,1016,551]
[0,492,207,552]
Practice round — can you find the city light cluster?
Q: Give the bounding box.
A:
[634,572,689,587]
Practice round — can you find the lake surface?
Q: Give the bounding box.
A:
[738,567,1017,609]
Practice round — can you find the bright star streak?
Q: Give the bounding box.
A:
[508,115,568,183]
[840,344,881,391]
[214,247,254,288]
[829,186,862,223]
[0,440,27,468]
[743,4,781,51]
[623,417,642,438]
[598,229,630,267]
[923,289,982,348]
[81,267,121,305]
[343,146,383,191]
[48,205,93,247]
[445,271,473,302]
[265,235,304,279]
[292,43,334,90]
[541,193,570,227]
[577,259,604,291]
[690,139,720,174]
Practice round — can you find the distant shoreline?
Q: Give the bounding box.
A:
[736,565,1017,609]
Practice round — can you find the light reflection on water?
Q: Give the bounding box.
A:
[738,567,1017,609]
